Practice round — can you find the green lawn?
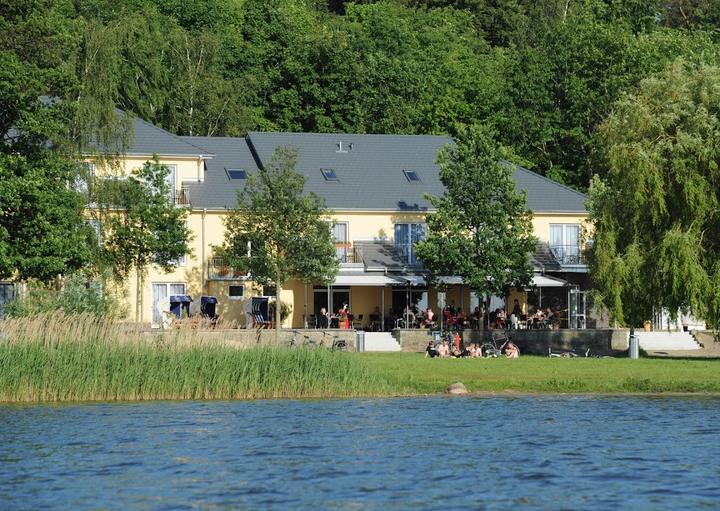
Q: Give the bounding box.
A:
[355,353,720,394]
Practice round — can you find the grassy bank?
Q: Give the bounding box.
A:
[0,314,395,402]
[2,314,720,402]
[358,353,720,394]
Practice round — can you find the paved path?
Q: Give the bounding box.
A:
[646,334,720,358]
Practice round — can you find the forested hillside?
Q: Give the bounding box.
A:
[3,0,720,191]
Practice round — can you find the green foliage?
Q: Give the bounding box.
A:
[222,146,338,328]
[0,314,392,401]
[415,125,536,296]
[95,159,191,281]
[4,270,123,318]
[0,152,96,281]
[269,300,293,322]
[589,59,720,328]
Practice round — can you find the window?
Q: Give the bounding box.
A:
[394,223,426,264]
[73,162,95,194]
[151,282,186,327]
[87,219,103,246]
[229,285,244,299]
[263,285,276,297]
[403,169,420,182]
[332,222,349,262]
[549,224,581,264]
[170,254,187,267]
[321,168,338,181]
[226,168,247,180]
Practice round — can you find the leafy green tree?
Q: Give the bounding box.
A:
[415,125,537,299]
[222,146,338,338]
[589,59,720,330]
[94,159,191,323]
[0,152,95,282]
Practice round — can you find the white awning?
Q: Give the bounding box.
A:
[438,276,464,285]
[531,275,568,287]
[395,275,426,286]
[332,274,399,286]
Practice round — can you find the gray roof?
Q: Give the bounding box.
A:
[124,116,210,157]
[180,136,259,209]
[246,132,449,211]
[169,130,586,213]
[89,112,210,157]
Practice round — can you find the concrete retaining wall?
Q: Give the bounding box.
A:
[141,329,357,351]
[394,328,629,355]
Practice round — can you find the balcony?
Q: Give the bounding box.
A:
[208,257,247,280]
[336,244,363,265]
[175,188,191,206]
[550,245,585,265]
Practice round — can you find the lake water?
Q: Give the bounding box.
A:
[1,396,719,510]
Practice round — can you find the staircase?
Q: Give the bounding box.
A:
[636,331,701,351]
[363,332,401,352]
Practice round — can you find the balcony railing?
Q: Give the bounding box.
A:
[175,188,191,206]
[208,257,247,280]
[550,245,584,265]
[336,244,363,264]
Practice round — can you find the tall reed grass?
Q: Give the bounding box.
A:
[0,313,398,402]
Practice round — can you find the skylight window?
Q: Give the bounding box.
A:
[321,168,338,181]
[226,168,247,180]
[404,169,420,182]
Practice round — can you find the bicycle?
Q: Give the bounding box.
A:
[482,332,509,358]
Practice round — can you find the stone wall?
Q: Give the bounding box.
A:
[141,328,357,351]
[393,328,628,355]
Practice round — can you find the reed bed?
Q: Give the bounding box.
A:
[0,313,398,402]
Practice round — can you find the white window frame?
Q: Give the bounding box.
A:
[228,285,244,300]
[549,223,581,265]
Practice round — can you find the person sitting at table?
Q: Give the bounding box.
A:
[338,304,350,329]
[369,306,381,331]
[495,308,506,329]
[422,307,435,328]
[471,306,482,329]
[402,305,416,327]
[456,309,470,329]
[317,307,329,329]
[443,306,457,329]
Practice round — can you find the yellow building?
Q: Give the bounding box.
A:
[85,119,592,329]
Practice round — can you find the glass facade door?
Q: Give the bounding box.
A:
[152,282,186,327]
[550,224,581,264]
[569,288,587,329]
[394,223,426,264]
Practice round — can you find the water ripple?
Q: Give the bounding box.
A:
[1,396,719,510]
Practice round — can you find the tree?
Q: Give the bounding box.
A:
[222,146,338,338]
[589,59,720,330]
[415,125,537,300]
[94,159,192,323]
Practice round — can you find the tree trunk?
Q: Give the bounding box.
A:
[135,269,141,324]
[135,266,144,326]
[275,275,282,345]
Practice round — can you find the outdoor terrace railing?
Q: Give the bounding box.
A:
[550,244,584,265]
[337,244,363,264]
[208,257,247,280]
[175,189,191,206]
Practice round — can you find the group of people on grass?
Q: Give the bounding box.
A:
[424,332,520,359]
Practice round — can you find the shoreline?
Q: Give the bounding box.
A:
[3,390,720,405]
